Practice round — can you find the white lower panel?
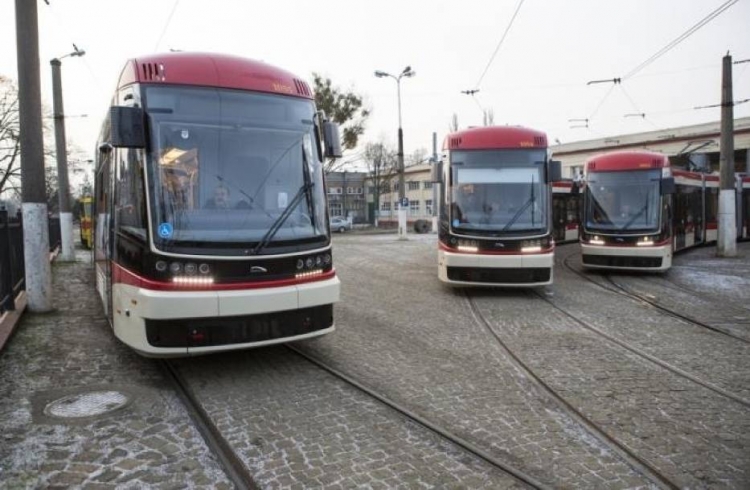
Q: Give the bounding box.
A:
[580,243,672,271]
[437,249,554,287]
[111,276,340,356]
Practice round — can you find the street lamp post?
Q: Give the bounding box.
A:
[375,66,415,239]
[51,45,85,261]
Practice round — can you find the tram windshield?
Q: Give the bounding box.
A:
[450,149,548,234]
[143,86,327,253]
[585,169,661,232]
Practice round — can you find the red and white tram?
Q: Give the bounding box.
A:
[94,52,342,356]
[579,150,730,272]
[434,126,562,286]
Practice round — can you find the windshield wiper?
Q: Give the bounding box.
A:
[250,181,314,255]
[502,175,536,232]
[620,202,649,230]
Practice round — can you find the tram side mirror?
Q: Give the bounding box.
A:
[662,177,676,195]
[323,122,343,159]
[110,106,146,148]
[549,160,562,183]
[431,161,443,183]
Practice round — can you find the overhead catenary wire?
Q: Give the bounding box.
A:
[623,0,739,79]
[153,0,182,52]
[474,0,525,89]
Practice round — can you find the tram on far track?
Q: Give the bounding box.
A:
[93,52,342,357]
[434,126,562,287]
[578,150,727,272]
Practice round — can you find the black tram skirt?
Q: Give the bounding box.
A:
[145,304,333,348]
[582,255,663,268]
[447,266,551,284]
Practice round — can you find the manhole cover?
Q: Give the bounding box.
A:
[44,391,129,419]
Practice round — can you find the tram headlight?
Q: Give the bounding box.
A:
[589,235,605,246]
[315,255,323,267]
[521,239,543,253]
[184,263,197,275]
[155,260,168,272]
[305,257,314,269]
[457,239,479,253]
[296,259,305,270]
[199,263,211,275]
[323,254,332,265]
[169,262,182,273]
[637,236,655,246]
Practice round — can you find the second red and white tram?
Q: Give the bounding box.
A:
[435,126,561,286]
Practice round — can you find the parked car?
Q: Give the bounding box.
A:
[330,216,352,233]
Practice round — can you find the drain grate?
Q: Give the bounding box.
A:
[44,391,129,419]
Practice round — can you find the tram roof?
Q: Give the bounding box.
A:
[116,52,314,100]
[586,150,670,172]
[443,126,547,151]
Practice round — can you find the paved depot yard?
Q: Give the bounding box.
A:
[1,235,749,488]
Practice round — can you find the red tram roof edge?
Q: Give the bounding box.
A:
[117,52,314,100]
[443,126,548,151]
[585,150,669,172]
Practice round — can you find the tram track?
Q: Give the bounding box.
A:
[562,254,750,345]
[160,360,258,490]
[464,292,679,490]
[551,254,750,408]
[285,344,550,490]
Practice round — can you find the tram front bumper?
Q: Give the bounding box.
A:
[112,276,340,357]
[438,249,554,287]
[580,243,672,271]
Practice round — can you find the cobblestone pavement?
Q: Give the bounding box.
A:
[566,243,750,342]
[173,348,525,489]
[296,234,655,489]
[3,235,749,489]
[557,243,750,401]
[0,251,232,489]
[520,243,750,487]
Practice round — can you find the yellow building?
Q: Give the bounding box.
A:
[363,163,437,226]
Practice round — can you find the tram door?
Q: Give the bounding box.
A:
[552,194,566,242]
[673,188,687,251]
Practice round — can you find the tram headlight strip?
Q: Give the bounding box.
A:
[637,237,655,246]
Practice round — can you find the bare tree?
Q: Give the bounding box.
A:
[483,108,495,126]
[449,113,459,133]
[363,141,397,221]
[407,148,428,167]
[0,75,88,208]
[0,77,21,198]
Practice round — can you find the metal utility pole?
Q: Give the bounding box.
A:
[15,0,52,311]
[717,53,736,257]
[51,50,83,262]
[431,132,439,233]
[375,66,415,239]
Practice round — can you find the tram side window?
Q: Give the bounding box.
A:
[94,153,111,261]
[705,188,719,224]
[115,148,147,240]
[566,195,579,224]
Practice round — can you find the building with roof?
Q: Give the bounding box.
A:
[552,117,750,179]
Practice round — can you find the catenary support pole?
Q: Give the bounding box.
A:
[51,59,75,261]
[717,53,736,257]
[432,132,439,233]
[15,0,52,311]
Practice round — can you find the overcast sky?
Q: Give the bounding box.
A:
[1,0,749,170]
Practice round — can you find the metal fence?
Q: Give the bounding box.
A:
[0,210,61,314]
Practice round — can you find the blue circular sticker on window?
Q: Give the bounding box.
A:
[452,219,459,227]
[158,222,173,238]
